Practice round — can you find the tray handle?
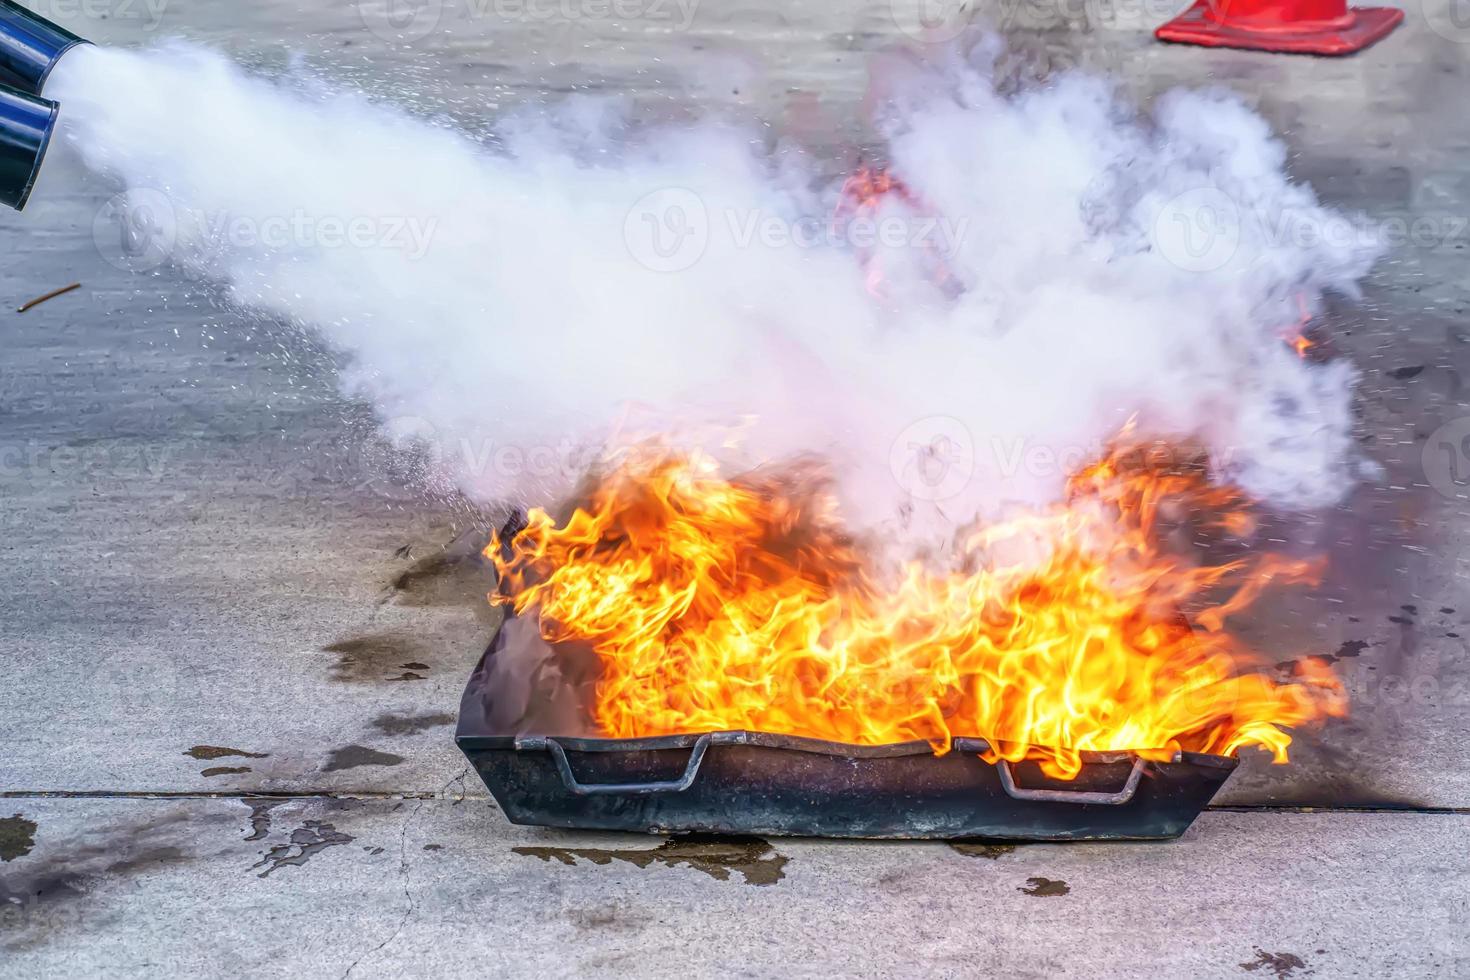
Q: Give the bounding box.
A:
[524,734,713,796]
[996,757,1146,805]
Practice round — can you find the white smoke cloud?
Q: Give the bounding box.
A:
[45,34,1380,540]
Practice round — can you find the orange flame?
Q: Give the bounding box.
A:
[490,444,1344,778]
[1286,292,1315,358]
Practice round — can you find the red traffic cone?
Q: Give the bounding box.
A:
[1155,0,1403,55]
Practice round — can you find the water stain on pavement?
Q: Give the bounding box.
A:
[371,711,455,736]
[383,531,497,622]
[201,766,252,777]
[250,821,354,878]
[322,745,406,772]
[1277,639,1372,679]
[948,841,1017,859]
[1,814,38,862]
[1018,876,1069,897]
[185,745,269,760]
[243,801,287,842]
[514,833,788,885]
[1240,947,1310,978]
[321,633,436,683]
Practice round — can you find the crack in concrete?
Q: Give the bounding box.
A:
[341,798,424,979]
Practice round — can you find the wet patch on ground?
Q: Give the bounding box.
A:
[383,530,497,622]
[321,633,437,683]
[250,821,354,878]
[370,711,455,736]
[1240,948,1310,978]
[184,746,269,761]
[242,801,287,842]
[200,766,252,778]
[1,814,38,862]
[322,745,406,772]
[1277,639,1373,678]
[1018,876,1069,897]
[948,841,1017,859]
[514,833,788,886]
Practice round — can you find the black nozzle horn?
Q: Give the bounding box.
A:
[0,0,90,95]
[0,80,57,210]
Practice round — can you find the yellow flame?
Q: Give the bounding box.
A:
[491,443,1344,778]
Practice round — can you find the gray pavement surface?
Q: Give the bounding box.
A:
[4,800,1467,977]
[3,0,1470,976]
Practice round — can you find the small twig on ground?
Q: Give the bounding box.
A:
[16,282,82,313]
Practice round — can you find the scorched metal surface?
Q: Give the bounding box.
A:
[456,631,1239,840]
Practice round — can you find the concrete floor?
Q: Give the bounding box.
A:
[2,0,1469,976]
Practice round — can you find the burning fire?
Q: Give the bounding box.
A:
[834,165,955,299]
[490,442,1344,778]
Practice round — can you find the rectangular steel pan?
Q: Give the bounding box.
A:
[456,635,1238,840]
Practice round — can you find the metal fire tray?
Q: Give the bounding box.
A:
[456,636,1238,841]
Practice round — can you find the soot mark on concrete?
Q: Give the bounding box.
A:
[201,766,252,778]
[322,633,437,684]
[1,814,38,862]
[1018,876,1069,897]
[371,712,455,736]
[514,833,787,886]
[250,821,354,878]
[566,902,657,932]
[948,841,1017,859]
[1244,772,1428,810]
[185,745,269,760]
[1240,948,1310,978]
[1,813,196,946]
[323,745,407,772]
